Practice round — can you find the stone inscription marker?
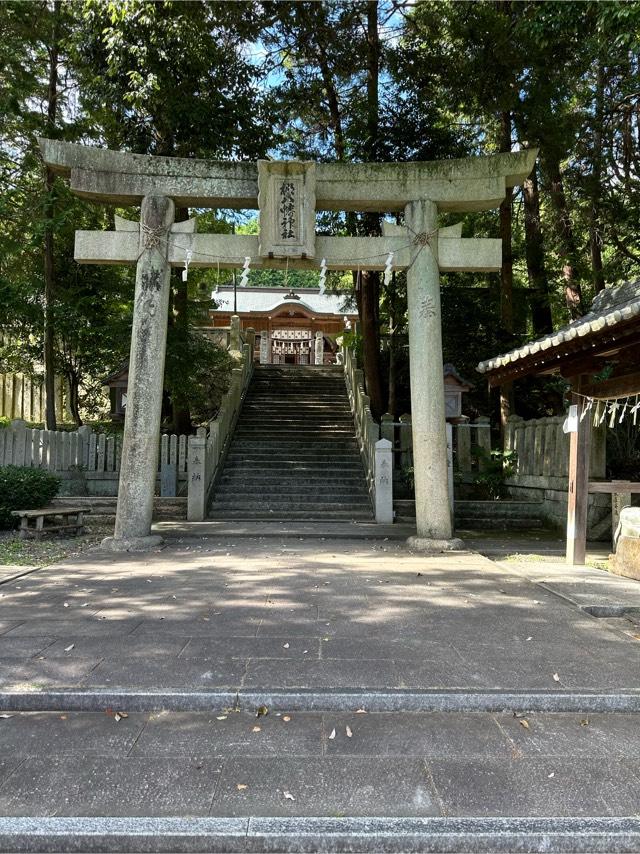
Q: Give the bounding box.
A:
[40,138,536,550]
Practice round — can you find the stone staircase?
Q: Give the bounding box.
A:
[209,365,373,521]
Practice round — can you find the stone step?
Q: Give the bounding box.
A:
[209,509,374,520]
[455,517,548,531]
[210,499,372,512]
[214,487,369,500]
[224,457,362,466]
[220,473,365,484]
[455,500,545,519]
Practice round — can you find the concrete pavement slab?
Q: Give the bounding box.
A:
[0,657,101,690]
[82,658,247,690]
[495,711,640,757]
[210,757,439,817]
[428,757,640,816]
[133,710,323,757]
[182,637,321,660]
[243,659,401,689]
[0,711,145,756]
[0,637,56,658]
[0,755,223,816]
[322,712,513,758]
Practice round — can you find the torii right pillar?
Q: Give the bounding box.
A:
[405,199,464,551]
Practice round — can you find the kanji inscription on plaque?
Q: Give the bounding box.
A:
[258,160,316,259]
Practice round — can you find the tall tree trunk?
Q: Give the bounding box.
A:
[357,0,385,419]
[67,371,82,427]
[498,110,514,430]
[542,154,584,317]
[170,205,192,435]
[43,0,60,430]
[590,60,606,294]
[523,164,553,335]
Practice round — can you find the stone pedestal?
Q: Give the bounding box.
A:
[612,507,640,581]
[102,194,174,553]
[404,199,457,549]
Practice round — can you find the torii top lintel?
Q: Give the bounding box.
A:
[39,138,537,214]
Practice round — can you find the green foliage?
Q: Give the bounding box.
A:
[468,448,518,500]
[163,329,234,427]
[0,466,60,529]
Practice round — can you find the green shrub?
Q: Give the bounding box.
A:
[0,466,60,529]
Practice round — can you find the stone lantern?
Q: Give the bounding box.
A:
[443,365,473,423]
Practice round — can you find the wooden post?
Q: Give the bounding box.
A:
[566,382,592,565]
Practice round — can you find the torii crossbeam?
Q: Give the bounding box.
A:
[40,139,536,551]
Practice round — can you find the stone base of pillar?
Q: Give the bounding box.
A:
[406,536,466,553]
[101,534,163,552]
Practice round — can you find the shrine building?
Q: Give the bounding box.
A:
[206,285,358,365]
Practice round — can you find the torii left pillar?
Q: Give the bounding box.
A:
[102,195,175,551]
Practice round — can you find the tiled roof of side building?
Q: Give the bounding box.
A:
[476,279,640,375]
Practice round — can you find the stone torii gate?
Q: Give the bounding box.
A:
[40,139,536,551]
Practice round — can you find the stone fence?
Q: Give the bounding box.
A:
[343,346,393,523]
[503,414,609,536]
[187,340,254,521]
[0,420,188,497]
[387,416,491,474]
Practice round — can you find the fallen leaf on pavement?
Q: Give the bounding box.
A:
[252,726,261,733]
[329,728,336,739]
[548,772,555,778]
[580,718,590,726]
[236,784,248,791]
[0,714,13,719]
[519,719,530,729]
[283,791,295,801]
[552,673,560,682]
[283,643,290,649]
[256,706,269,717]
[355,708,367,714]
[216,715,228,721]
[64,644,75,653]
[283,716,291,722]
[346,725,353,737]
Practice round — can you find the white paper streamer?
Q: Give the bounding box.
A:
[318,258,327,295]
[384,252,394,288]
[181,248,193,282]
[239,256,250,287]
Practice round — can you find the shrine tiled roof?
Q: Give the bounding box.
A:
[211,286,355,316]
[477,279,640,375]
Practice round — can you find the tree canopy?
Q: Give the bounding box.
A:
[1,0,638,428]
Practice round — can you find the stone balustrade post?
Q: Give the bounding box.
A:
[245,328,256,362]
[456,423,472,472]
[380,413,394,466]
[543,417,556,477]
[103,194,175,551]
[187,433,207,522]
[522,419,536,476]
[399,414,413,469]
[474,416,491,470]
[229,315,242,359]
[374,438,393,524]
[259,329,271,364]
[533,419,546,476]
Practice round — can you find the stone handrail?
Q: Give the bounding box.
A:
[342,346,392,523]
[187,342,253,521]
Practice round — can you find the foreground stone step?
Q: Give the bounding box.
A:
[209,509,374,521]
[0,710,639,850]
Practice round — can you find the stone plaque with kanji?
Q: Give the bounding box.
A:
[258,160,316,259]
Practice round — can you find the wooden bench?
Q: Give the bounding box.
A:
[11,507,91,540]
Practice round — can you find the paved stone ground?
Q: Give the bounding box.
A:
[0,537,638,694]
[1,536,640,849]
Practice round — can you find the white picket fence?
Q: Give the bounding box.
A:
[0,420,188,478]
